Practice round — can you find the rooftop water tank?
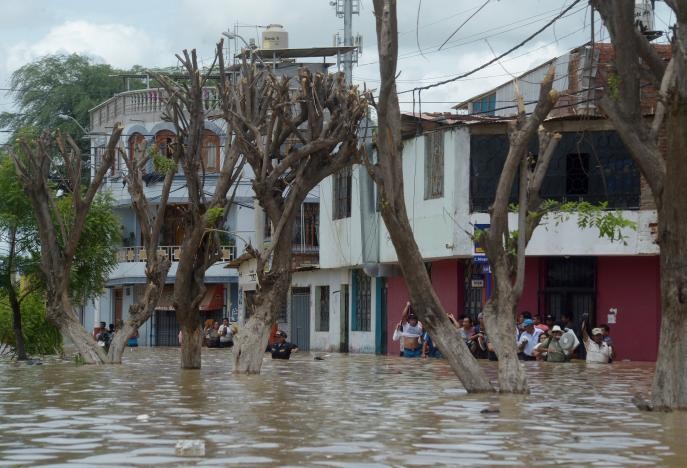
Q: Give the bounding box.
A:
[262,24,288,49]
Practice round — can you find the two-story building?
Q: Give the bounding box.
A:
[307,42,666,361]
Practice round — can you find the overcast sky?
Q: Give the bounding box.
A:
[0,0,675,139]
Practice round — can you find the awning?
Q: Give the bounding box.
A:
[199,285,225,311]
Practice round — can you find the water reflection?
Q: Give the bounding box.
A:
[0,350,685,466]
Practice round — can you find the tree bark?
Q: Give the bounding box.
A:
[651,89,687,410]
[591,0,687,410]
[5,227,27,360]
[48,291,104,364]
[369,0,494,393]
[381,210,494,392]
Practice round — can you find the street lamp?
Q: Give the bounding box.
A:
[222,31,268,69]
[57,113,89,134]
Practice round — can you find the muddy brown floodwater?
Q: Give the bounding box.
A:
[1,349,686,466]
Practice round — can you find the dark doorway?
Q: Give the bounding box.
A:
[540,256,596,330]
[154,310,179,346]
[290,287,311,351]
[339,284,349,353]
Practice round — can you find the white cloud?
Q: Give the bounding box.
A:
[5,20,168,72]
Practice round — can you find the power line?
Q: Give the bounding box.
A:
[399,0,584,95]
[438,0,491,51]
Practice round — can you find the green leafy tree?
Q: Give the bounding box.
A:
[0,54,132,138]
[0,155,42,359]
[0,292,61,357]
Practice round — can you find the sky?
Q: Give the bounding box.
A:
[0,0,676,140]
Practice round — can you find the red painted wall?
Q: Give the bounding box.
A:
[431,260,462,317]
[385,260,464,354]
[596,256,661,361]
[516,257,541,317]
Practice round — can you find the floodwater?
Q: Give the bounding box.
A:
[1,350,686,467]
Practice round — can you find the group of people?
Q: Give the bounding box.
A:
[202,318,236,348]
[392,304,614,364]
[93,321,139,351]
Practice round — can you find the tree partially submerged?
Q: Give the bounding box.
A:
[106,140,176,363]
[154,43,243,369]
[228,56,368,373]
[479,69,561,393]
[367,0,493,392]
[10,126,123,363]
[591,0,687,410]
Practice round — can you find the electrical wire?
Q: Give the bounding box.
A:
[400,0,584,95]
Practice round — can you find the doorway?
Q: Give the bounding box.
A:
[339,284,349,353]
[540,256,596,329]
[290,287,311,351]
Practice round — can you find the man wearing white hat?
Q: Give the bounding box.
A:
[582,326,613,363]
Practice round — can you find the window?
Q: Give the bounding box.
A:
[315,286,330,332]
[155,130,175,159]
[566,153,590,196]
[124,133,146,176]
[424,132,444,199]
[202,130,220,172]
[293,203,319,252]
[352,270,371,332]
[473,93,496,116]
[333,166,352,219]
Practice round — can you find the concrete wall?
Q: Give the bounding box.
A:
[290,269,351,352]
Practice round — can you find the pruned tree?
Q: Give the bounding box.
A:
[10,126,123,364]
[367,0,493,392]
[106,140,176,363]
[479,68,561,393]
[227,57,368,373]
[153,43,244,369]
[591,0,687,410]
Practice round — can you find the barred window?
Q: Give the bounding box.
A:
[424,132,444,199]
[333,166,352,219]
[315,286,330,332]
[353,270,371,332]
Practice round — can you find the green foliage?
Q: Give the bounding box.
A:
[537,200,636,245]
[55,193,121,304]
[152,149,178,173]
[0,292,62,356]
[607,73,621,100]
[0,54,141,145]
[205,207,225,227]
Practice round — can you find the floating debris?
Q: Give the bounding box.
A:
[175,439,205,457]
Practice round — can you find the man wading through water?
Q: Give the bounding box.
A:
[393,303,424,358]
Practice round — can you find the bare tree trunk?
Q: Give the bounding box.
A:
[49,291,104,364]
[380,200,494,392]
[180,320,203,369]
[482,272,526,393]
[233,208,296,374]
[5,227,27,360]
[9,288,26,360]
[591,0,687,410]
[106,139,174,364]
[369,0,494,392]
[651,99,687,410]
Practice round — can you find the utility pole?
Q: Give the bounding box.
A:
[332,0,360,85]
[343,0,353,84]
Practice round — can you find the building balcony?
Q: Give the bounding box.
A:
[116,244,236,263]
[90,87,220,130]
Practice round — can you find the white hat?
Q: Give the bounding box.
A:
[551,325,563,333]
[591,328,603,336]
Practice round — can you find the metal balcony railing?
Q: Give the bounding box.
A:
[116,245,236,263]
